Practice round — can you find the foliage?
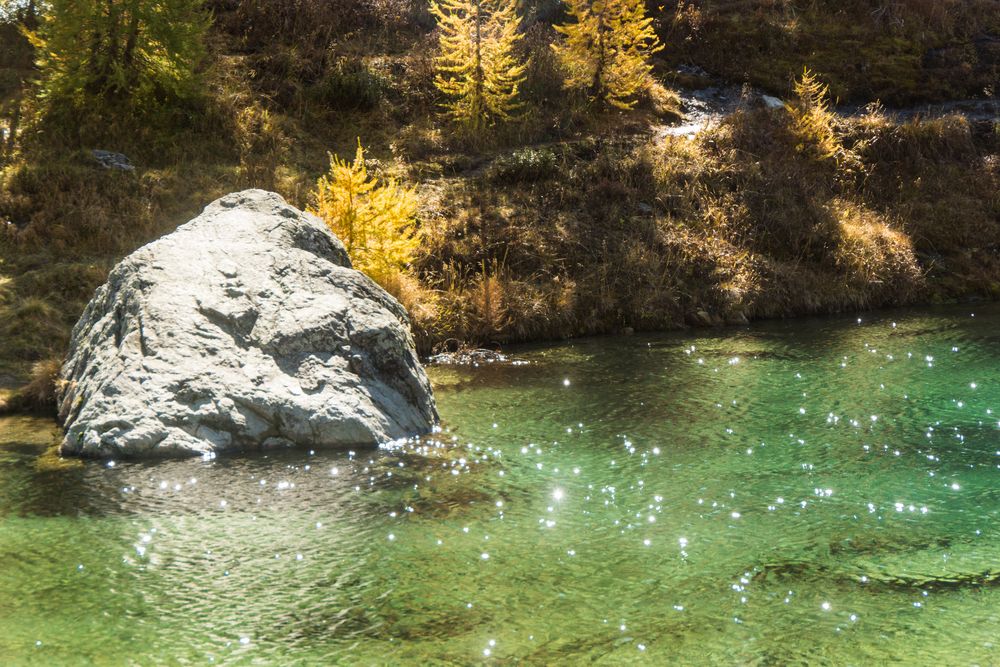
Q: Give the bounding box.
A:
[0,12,34,161]
[552,0,662,109]
[488,147,558,183]
[309,142,420,286]
[312,60,388,112]
[786,68,841,162]
[26,0,209,106]
[0,1,36,24]
[0,0,996,397]
[430,0,528,131]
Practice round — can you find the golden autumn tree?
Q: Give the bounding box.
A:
[430,0,528,131]
[553,0,663,109]
[309,141,420,286]
[786,68,840,161]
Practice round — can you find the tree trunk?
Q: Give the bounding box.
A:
[591,4,607,102]
[97,0,122,97]
[6,100,21,156]
[121,0,142,91]
[473,0,485,127]
[21,0,38,28]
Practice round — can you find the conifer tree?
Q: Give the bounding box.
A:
[787,68,840,161]
[309,141,420,286]
[553,0,662,109]
[26,0,208,104]
[430,0,528,131]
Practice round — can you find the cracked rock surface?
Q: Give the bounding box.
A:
[57,189,438,458]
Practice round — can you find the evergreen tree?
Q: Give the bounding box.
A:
[430,0,528,131]
[553,0,662,109]
[309,141,420,286]
[26,0,208,104]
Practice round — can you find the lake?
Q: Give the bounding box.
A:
[2,303,1000,664]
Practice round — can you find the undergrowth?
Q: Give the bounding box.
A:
[662,0,999,104]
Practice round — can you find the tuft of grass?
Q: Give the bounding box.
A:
[487,147,559,184]
[0,297,67,363]
[829,199,923,303]
[18,356,62,410]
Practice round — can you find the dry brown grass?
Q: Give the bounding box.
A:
[0,355,61,414]
[662,0,999,104]
[406,103,997,348]
[0,0,995,398]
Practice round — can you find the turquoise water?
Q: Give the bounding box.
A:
[3,304,1000,664]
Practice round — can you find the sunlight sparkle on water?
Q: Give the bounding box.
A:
[10,303,1000,665]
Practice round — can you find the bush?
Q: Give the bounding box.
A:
[311,60,389,111]
[488,147,558,183]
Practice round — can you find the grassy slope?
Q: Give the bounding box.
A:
[661,0,1000,104]
[0,0,997,407]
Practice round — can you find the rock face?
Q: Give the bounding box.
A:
[57,190,438,458]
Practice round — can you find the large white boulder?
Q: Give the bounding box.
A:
[57,190,437,458]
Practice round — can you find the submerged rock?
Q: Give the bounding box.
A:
[57,190,438,458]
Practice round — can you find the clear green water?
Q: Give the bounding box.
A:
[4,305,1000,665]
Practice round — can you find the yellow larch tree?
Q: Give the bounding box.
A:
[553,0,663,109]
[309,141,420,287]
[786,68,841,161]
[430,0,528,131]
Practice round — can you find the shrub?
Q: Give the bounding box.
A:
[488,147,558,183]
[311,60,389,111]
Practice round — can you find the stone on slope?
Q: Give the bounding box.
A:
[57,189,438,458]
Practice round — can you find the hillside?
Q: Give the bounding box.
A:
[0,0,997,409]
